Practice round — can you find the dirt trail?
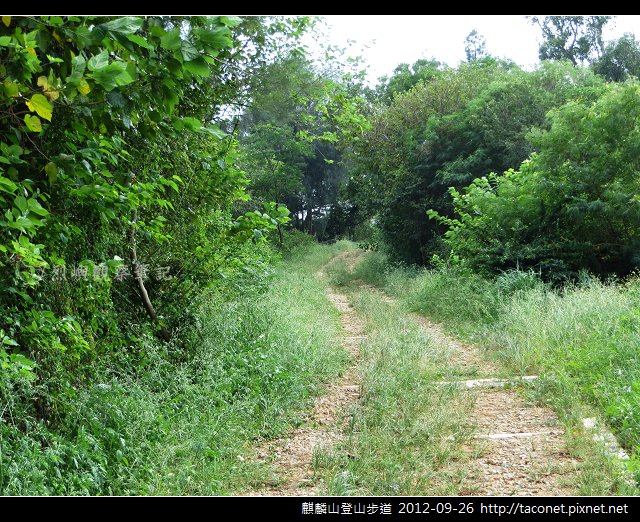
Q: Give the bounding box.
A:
[249,249,578,496]
[410,315,577,495]
[356,269,577,495]
[249,251,364,495]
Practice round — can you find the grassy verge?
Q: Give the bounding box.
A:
[345,248,640,493]
[0,242,348,495]
[315,262,474,495]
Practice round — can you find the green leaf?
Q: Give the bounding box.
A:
[181,40,200,62]
[0,36,11,46]
[0,176,17,193]
[68,55,87,86]
[45,162,59,184]
[3,79,19,97]
[93,62,134,92]
[78,78,91,95]
[162,87,179,114]
[26,94,53,121]
[28,198,49,217]
[24,114,43,132]
[99,17,144,35]
[10,353,36,370]
[74,25,96,48]
[194,27,232,50]
[106,90,127,108]
[14,196,27,213]
[183,57,211,77]
[126,33,154,50]
[149,26,165,37]
[201,125,227,139]
[87,50,110,71]
[181,117,202,132]
[166,58,182,75]
[160,28,181,51]
[220,16,242,28]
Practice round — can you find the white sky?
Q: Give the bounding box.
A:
[314,15,640,84]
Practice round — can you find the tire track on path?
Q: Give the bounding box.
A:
[248,251,364,495]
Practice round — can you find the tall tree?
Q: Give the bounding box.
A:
[376,59,444,102]
[464,30,488,62]
[0,15,305,382]
[240,52,368,237]
[592,33,640,81]
[529,15,611,65]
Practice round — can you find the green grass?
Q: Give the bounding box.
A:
[347,248,640,493]
[0,242,349,495]
[313,283,474,495]
[145,242,349,494]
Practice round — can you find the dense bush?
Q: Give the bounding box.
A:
[0,245,346,494]
[347,61,604,265]
[0,16,306,494]
[438,82,640,281]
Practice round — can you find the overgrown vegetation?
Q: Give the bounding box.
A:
[1,241,347,494]
[345,250,640,488]
[4,14,640,495]
[317,265,474,495]
[0,15,354,494]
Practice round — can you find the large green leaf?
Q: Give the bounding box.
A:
[201,125,227,139]
[68,55,87,86]
[26,94,52,121]
[14,195,27,213]
[45,162,59,184]
[194,27,232,50]
[93,62,134,91]
[0,176,17,194]
[106,90,127,108]
[160,28,181,51]
[126,33,154,50]
[162,86,179,114]
[183,57,211,77]
[99,17,144,35]
[27,198,49,217]
[181,117,202,132]
[180,40,200,62]
[3,79,19,97]
[88,50,109,71]
[73,25,96,48]
[220,16,242,28]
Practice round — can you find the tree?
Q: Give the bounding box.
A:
[376,58,444,102]
[240,52,369,238]
[592,33,640,81]
[241,123,312,207]
[345,60,602,265]
[346,61,507,264]
[529,15,611,65]
[437,82,640,281]
[0,15,306,394]
[464,30,488,62]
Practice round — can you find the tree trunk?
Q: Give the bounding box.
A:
[129,212,171,342]
[304,206,313,234]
